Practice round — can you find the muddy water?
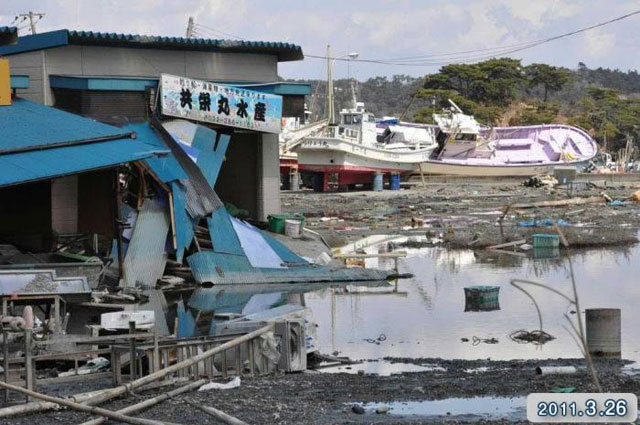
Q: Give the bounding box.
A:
[305,236,640,362]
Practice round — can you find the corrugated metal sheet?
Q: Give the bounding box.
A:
[0,136,165,187]
[0,29,304,61]
[208,208,244,256]
[171,181,194,263]
[122,197,170,289]
[151,115,222,215]
[260,231,307,265]
[0,270,90,296]
[163,121,230,187]
[124,122,188,183]
[186,251,390,285]
[0,98,132,155]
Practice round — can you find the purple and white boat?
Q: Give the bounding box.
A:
[418,101,598,176]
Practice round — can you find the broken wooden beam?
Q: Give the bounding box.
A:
[79,379,207,425]
[187,401,249,425]
[0,380,179,425]
[510,196,605,209]
[485,239,526,250]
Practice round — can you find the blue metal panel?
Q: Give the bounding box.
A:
[259,232,307,265]
[0,98,132,154]
[207,208,245,256]
[237,82,312,96]
[123,123,188,182]
[50,75,158,92]
[10,75,29,89]
[0,29,68,55]
[0,137,163,187]
[191,125,230,187]
[186,250,390,285]
[176,300,196,338]
[171,181,194,263]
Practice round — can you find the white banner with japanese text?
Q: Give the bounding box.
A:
[160,74,282,134]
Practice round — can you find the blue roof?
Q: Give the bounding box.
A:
[0,98,132,154]
[0,29,303,62]
[0,137,164,187]
[0,98,166,187]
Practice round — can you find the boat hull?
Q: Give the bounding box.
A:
[419,160,585,177]
[296,137,433,175]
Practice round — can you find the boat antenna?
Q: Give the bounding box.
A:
[448,99,463,114]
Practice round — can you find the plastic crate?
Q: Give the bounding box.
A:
[464,286,500,312]
[533,234,560,248]
[268,213,305,234]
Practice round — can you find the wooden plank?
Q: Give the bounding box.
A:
[485,239,526,250]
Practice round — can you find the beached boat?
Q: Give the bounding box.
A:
[294,102,437,190]
[419,101,598,176]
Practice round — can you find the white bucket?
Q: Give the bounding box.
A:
[284,219,301,237]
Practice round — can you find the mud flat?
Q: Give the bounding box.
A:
[282,181,640,249]
[11,358,638,425]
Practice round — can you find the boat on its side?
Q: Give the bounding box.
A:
[419,101,598,176]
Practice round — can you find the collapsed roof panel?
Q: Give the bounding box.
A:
[0,99,133,155]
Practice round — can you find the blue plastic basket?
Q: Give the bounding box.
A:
[533,234,560,248]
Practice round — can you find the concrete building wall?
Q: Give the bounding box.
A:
[51,175,78,234]
[257,133,281,221]
[7,50,45,103]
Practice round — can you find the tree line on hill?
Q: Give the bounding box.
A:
[290,60,640,152]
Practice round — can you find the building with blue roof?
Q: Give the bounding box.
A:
[1,28,312,222]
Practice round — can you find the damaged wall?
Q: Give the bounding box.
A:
[215,131,259,219]
[0,181,51,252]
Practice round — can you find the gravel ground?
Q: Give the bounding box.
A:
[6,358,637,425]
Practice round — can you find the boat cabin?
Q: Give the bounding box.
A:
[334,102,377,144]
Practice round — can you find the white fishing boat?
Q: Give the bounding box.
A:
[294,102,437,190]
[419,101,599,176]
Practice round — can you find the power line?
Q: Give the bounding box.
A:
[306,9,640,67]
[193,23,244,40]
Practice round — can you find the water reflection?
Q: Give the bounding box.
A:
[306,240,640,362]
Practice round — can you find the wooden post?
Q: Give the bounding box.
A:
[128,322,136,381]
[3,330,8,403]
[24,328,33,401]
[53,297,60,334]
[235,345,241,376]
[111,346,122,386]
[114,170,126,282]
[418,163,426,189]
[221,349,227,378]
[152,329,160,373]
[248,340,255,377]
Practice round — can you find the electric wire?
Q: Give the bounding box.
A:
[306,9,640,67]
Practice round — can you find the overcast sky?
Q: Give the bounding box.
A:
[2,0,639,81]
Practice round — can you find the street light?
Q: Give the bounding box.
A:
[326,46,359,124]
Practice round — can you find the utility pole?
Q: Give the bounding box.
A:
[17,11,45,35]
[185,16,194,38]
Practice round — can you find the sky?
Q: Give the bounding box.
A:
[1,0,640,81]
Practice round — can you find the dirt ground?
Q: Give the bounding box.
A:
[281,180,640,249]
[7,358,638,425]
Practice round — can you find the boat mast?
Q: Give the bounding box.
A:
[326,44,334,124]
